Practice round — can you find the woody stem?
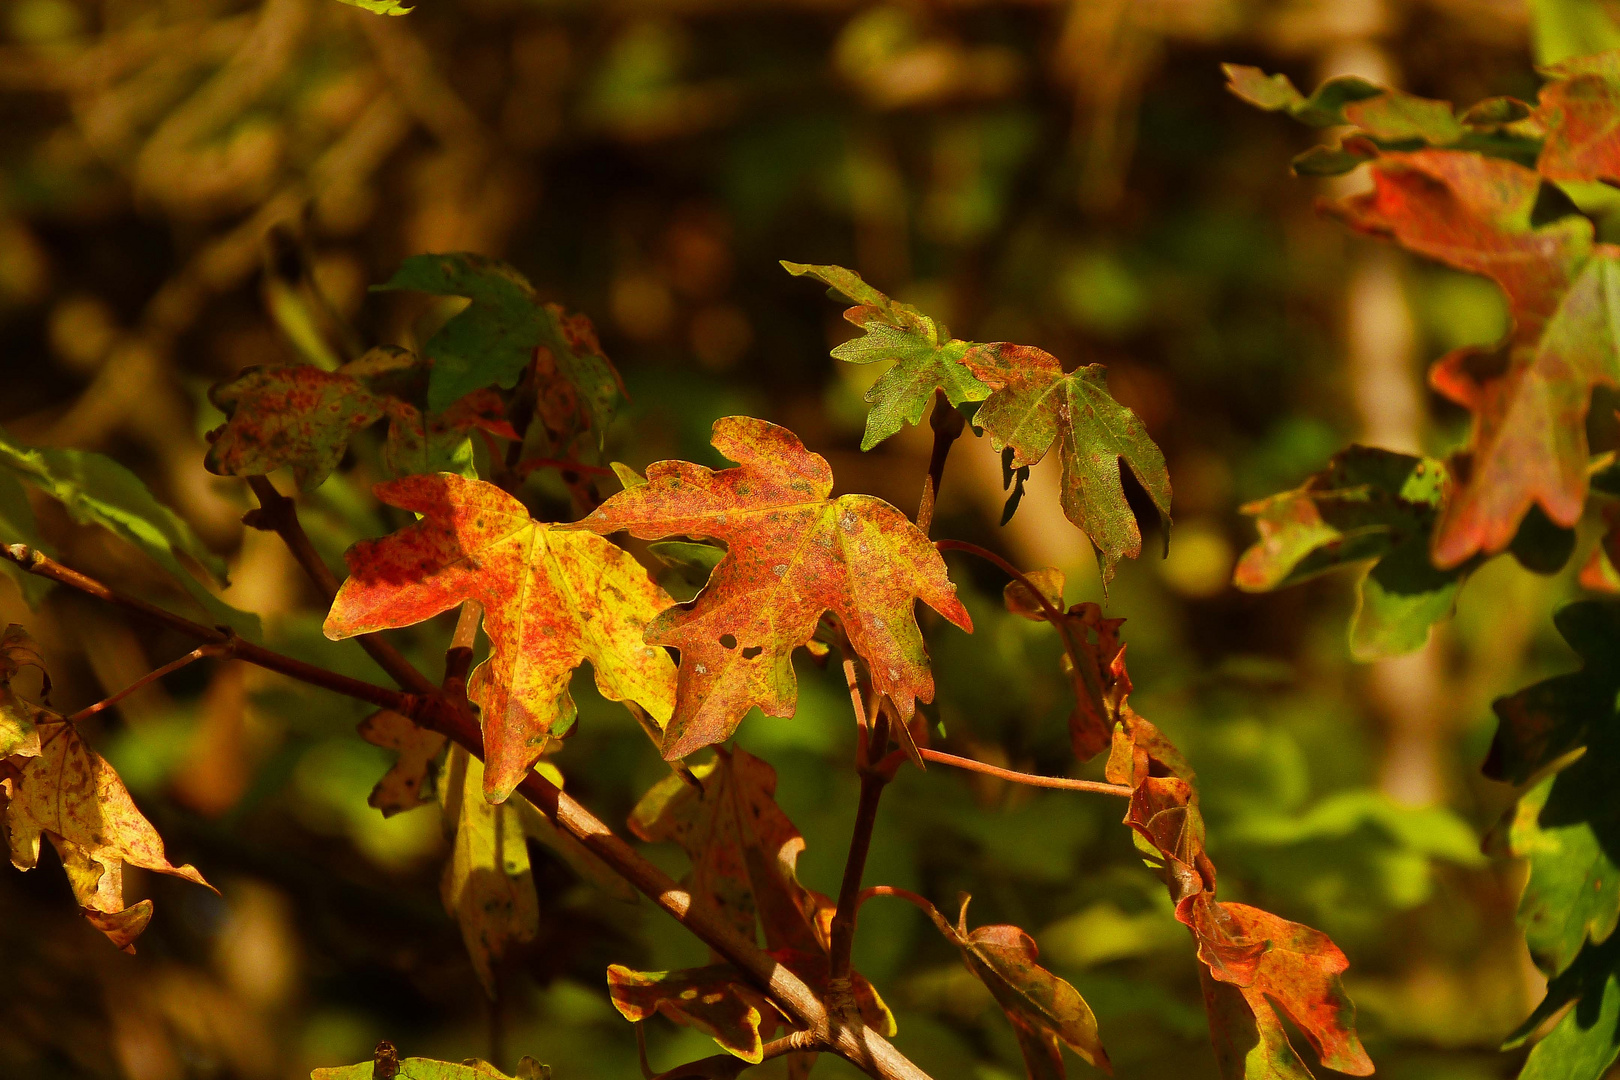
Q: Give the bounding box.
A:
[916,389,963,535]
[66,643,229,724]
[829,705,890,997]
[0,541,934,1080]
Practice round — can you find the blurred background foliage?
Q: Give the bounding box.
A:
[0,0,1605,1077]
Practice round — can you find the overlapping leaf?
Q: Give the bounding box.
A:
[313,1043,550,1080]
[961,343,1171,582]
[0,424,258,636]
[1106,708,1372,1079]
[1,631,211,951]
[0,624,47,759]
[358,708,446,816]
[1235,448,1461,660]
[1003,568,1129,761]
[1535,52,1620,184]
[324,473,677,800]
[206,347,518,489]
[783,261,987,449]
[375,253,624,427]
[606,964,779,1062]
[1326,150,1619,568]
[917,897,1110,1077]
[0,471,51,606]
[619,747,894,1061]
[577,416,971,760]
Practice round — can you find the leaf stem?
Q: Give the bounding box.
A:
[916,390,964,535]
[828,706,890,1004]
[914,748,1130,797]
[66,642,230,724]
[1,543,931,1080]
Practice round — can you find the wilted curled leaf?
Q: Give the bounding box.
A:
[4,709,211,951]
[1107,715,1373,1080]
[358,710,447,817]
[0,623,48,759]
[961,343,1171,583]
[917,896,1109,1077]
[578,416,971,759]
[782,261,987,449]
[439,748,537,996]
[1325,150,1617,570]
[1002,569,1129,762]
[607,964,779,1062]
[324,473,677,800]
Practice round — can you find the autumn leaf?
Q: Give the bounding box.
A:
[1106,712,1373,1079]
[1323,150,1620,569]
[961,343,1171,583]
[1003,569,1128,762]
[1220,65,1384,127]
[782,261,987,449]
[607,964,779,1062]
[0,623,47,759]
[358,709,446,817]
[623,747,895,1055]
[375,253,623,429]
[324,473,677,800]
[0,424,259,636]
[313,1043,550,1080]
[333,0,413,14]
[439,747,537,996]
[577,416,971,760]
[1535,51,1620,184]
[205,347,519,489]
[3,699,212,951]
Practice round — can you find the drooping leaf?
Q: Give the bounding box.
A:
[1505,930,1620,1080]
[205,347,519,489]
[1003,569,1129,762]
[0,624,47,759]
[324,473,677,800]
[1324,150,1618,569]
[961,343,1171,583]
[1220,66,1383,127]
[606,964,778,1062]
[0,471,51,606]
[375,254,623,430]
[1106,711,1373,1079]
[577,416,971,760]
[4,710,211,951]
[357,709,446,817]
[1234,448,1460,660]
[782,261,987,449]
[915,896,1109,1077]
[0,425,259,636]
[440,748,537,996]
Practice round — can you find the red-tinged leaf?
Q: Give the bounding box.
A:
[1107,716,1372,1079]
[206,349,519,489]
[577,416,971,760]
[917,897,1109,1077]
[629,746,827,952]
[961,344,1171,583]
[607,964,779,1062]
[324,474,677,800]
[1325,150,1620,568]
[1003,570,1129,762]
[1536,53,1620,183]
[357,709,447,817]
[4,713,212,950]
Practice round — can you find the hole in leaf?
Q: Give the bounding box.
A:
[720,634,737,649]
[741,645,763,660]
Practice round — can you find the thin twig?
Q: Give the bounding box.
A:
[0,543,931,1080]
[66,643,228,724]
[915,748,1130,797]
[856,885,939,916]
[828,707,890,1003]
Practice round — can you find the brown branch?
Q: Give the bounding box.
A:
[642,1025,825,1079]
[66,642,228,724]
[1,545,930,1080]
[916,748,1131,797]
[827,706,890,1005]
[915,390,963,536]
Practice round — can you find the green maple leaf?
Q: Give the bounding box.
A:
[782,261,987,450]
[961,342,1171,583]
